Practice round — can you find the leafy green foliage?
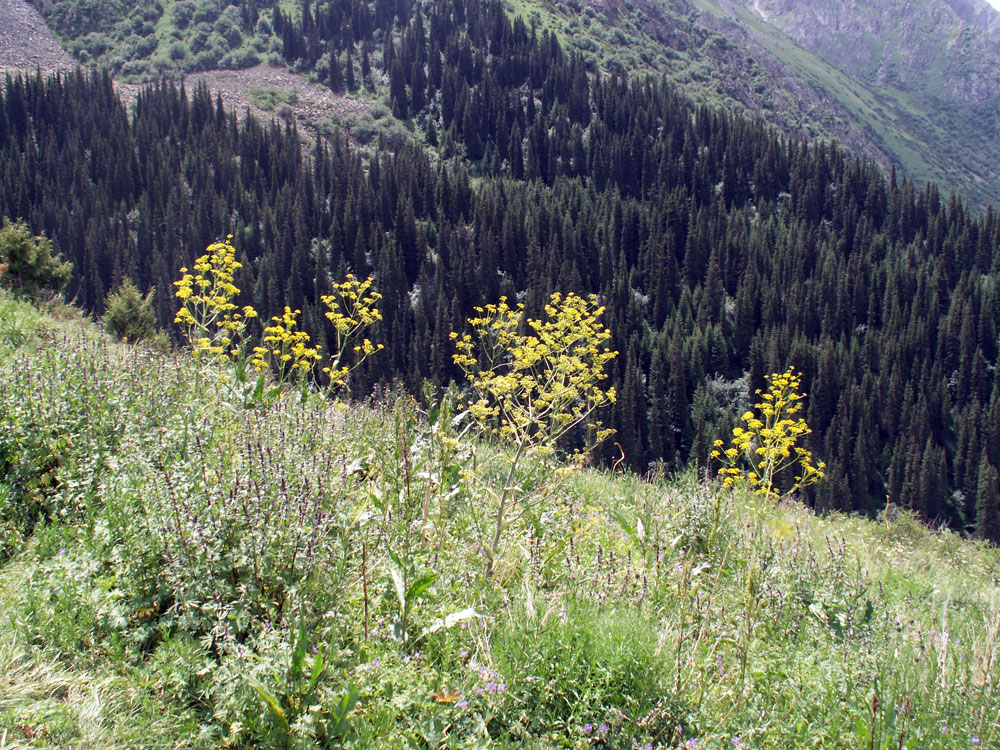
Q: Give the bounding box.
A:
[0,219,71,300]
[0,295,999,748]
[102,278,161,345]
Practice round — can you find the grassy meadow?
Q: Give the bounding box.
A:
[1,289,999,748]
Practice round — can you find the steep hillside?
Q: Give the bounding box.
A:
[709,0,1000,205]
[1,291,999,748]
[19,0,1000,207]
[0,0,74,72]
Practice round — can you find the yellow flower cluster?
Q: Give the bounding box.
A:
[251,306,321,379]
[173,236,257,359]
[320,274,384,391]
[452,292,617,455]
[711,367,825,500]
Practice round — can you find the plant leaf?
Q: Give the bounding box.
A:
[406,572,437,603]
[419,607,487,639]
[389,563,406,610]
[248,677,290,735]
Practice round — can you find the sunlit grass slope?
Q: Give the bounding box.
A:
[1,289,999,748]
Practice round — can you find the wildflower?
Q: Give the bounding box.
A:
[971,737,980,746]
[456,700,469,708]
[173,238,256,362]
[583,724,594,734]
[599,723,609,734]
[685,740,700,749]
[732,738,745,748]
[321,275,384,393]
[712,367,824,500]
[941,725,948,735]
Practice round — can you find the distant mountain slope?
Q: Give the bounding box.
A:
[706,0,1000,206]
[19,0,1000,205]
[0,0,73,71]
[511,0,1000,206]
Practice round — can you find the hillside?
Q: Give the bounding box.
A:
[713,0,1000,208]
[5,3,1000,530]
[1,290,999,748]
[11,0,1000,207]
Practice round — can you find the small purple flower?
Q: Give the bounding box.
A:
[583,724,593,735]
[58,547,66,555]
[598,723,609,734]
[941,726,948,735]
[685,739,700,749]
[460,649,469,659]
[971,739,980,747]
[456,700,469,708]
[733,737,745,748]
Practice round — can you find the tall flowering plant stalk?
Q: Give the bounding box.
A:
[251,306,321,384]
[712,367,825,501]
[320,274,384,395]
[173,236,257,363]
[452,292,617,577]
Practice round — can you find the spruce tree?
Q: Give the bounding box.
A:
[976,458,1000,544]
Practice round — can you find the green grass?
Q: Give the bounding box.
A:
[2,290,1000,747]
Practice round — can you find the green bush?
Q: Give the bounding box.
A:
[172,0,194,29]
[219,49,259,70]
[0,219,71,299]
[102,279,160,345]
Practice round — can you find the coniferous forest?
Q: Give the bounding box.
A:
[4,0,1000,536]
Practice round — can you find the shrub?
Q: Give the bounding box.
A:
[167,41,188,61]
[0,219,71,299]
[219,49,260,70]
[102,278,159,345]
[172,0,194,29]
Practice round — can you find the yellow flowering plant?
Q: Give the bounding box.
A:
[173,236,257,362]
[320,274,384,394]
[711,367,825,501]
[451,292,617,576]
[250,306,321,384]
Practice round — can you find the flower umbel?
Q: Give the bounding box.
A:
[173,236,257,361]
[320,274,384,393]
[250,306,321,382]
[711,366,825,501]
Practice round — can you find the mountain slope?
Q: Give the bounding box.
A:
[2,290,1000,748]
[0,0,74,71]
[712,0,1000,206]
[16,0,1000,205]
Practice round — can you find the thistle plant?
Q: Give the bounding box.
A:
[173,236,257,361]
[250,306,321,384]
[711,366,825,501]
[320,274,384,393]
[452,292,617,576]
